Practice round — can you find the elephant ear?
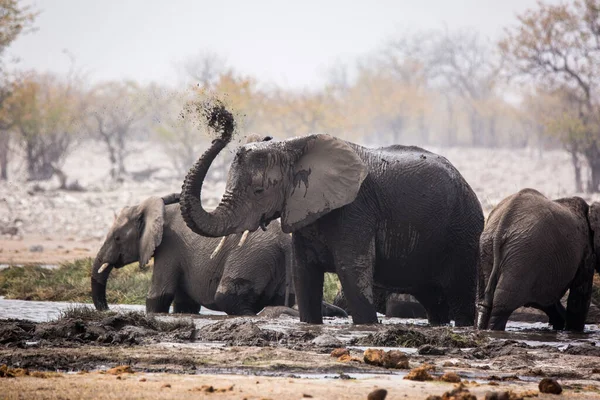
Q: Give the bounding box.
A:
[588,202,600,273]
[281,134,368,233]
[138,197,165,268]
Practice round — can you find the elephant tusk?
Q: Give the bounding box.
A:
[210,236,227,259]
[98,263,110,274]
[238,230,250,247]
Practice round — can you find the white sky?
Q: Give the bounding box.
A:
[8,0,555,90]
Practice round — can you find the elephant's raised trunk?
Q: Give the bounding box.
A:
[91,251,114,311]
[180,102,240,238]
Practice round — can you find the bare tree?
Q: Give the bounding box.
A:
[501,0,600,192]
[432,28,502,147]
[89,81,148,181]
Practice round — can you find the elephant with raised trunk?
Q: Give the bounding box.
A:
[179,105,484,325]
[477,188,600,331]
[91,194,293,315]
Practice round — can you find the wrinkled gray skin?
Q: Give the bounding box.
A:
[334,289,427,318]
[91,194,347,317]
[180,129,483,325]
[477,188,600,331]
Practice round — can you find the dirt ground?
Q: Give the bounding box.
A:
[1,312,600,399]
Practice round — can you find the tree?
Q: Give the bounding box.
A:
[500,0,600,192]
[89,81,148,181]
[8,71,87,183]
[0,0,37,180]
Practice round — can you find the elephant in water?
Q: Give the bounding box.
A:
[91,194,347,317]
[179,104,484,325]
[477,188,600,331]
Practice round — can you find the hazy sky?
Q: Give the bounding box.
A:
[9,0,554,89]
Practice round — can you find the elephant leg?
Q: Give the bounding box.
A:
[146,293,174,313]
[566,255,594,331]
[146,261,178,313]
[536,302,565,330]
[488,309,512,331]
[173,290,201,314]
[413,289,450,326]
[444,245,478,327]
[333,239,378,325]
[293,235,324,324]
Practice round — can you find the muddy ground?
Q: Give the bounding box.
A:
[1,310,600,399]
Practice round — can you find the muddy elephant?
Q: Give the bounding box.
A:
[179,105,484,325]
[477,188,600,331]
[334,289,427,319]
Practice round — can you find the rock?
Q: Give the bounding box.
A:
[539,378,562,394]
[440,383,477,400]
[106,365,134,375]
[311,334,342,348]
[330,348,350,358]
[440,372,461,383]
[419,344,447,355]
[484,391,510,400]
[367,388,388,400]
[364,349,385,366]
[382,350,409,369]
[257,306,299,318]
[28,245,43,252]
[403,364,434,381]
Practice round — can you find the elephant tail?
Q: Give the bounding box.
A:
[478,210,510,329]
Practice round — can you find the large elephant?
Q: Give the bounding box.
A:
[179,105,484,325]
[477,188,600,331]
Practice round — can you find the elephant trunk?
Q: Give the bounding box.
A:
[91,245,115,311]
[180,105,240,238]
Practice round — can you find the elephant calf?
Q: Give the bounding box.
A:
[91,194,293,315]
[478,188,600,331]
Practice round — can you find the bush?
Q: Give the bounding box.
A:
[0,258,151,304]
[323,273,340,304]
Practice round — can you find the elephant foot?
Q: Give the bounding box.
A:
[146,294,174,314]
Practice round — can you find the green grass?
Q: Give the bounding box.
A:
[0,258,152,305]
[323,273,341,304]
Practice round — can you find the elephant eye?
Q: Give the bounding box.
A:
[114,235,120,242]
[254,187,264,195]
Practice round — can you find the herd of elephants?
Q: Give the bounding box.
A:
[90,105,600,332]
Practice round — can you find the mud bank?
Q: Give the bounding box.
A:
[1,310,600,398]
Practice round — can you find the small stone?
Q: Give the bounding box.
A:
[331,348,350,358]
[484,391,510,400]
[303,395,313,398]
[161,383,171,389]
[311,334,342,347]
[106,365,133,375]
[139,378,147,382]
[382,350,409,369]
[418,344,446,355]
[539,378,562,394]
[440,372,461,383]
[29,245,43,252]
[364,349,385,366]
[367,388,388,400]
[404,364,435,381]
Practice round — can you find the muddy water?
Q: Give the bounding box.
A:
[1,297,599,349]
[0,297,225,322]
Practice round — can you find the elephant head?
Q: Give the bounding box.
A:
[588,201,600,274]
[91,196,165,310]
[180,130,368,237]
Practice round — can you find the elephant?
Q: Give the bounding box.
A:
[91,193,348,318]
[333,289,427,318]
[477,188,600,331]
[178,104,484,325]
